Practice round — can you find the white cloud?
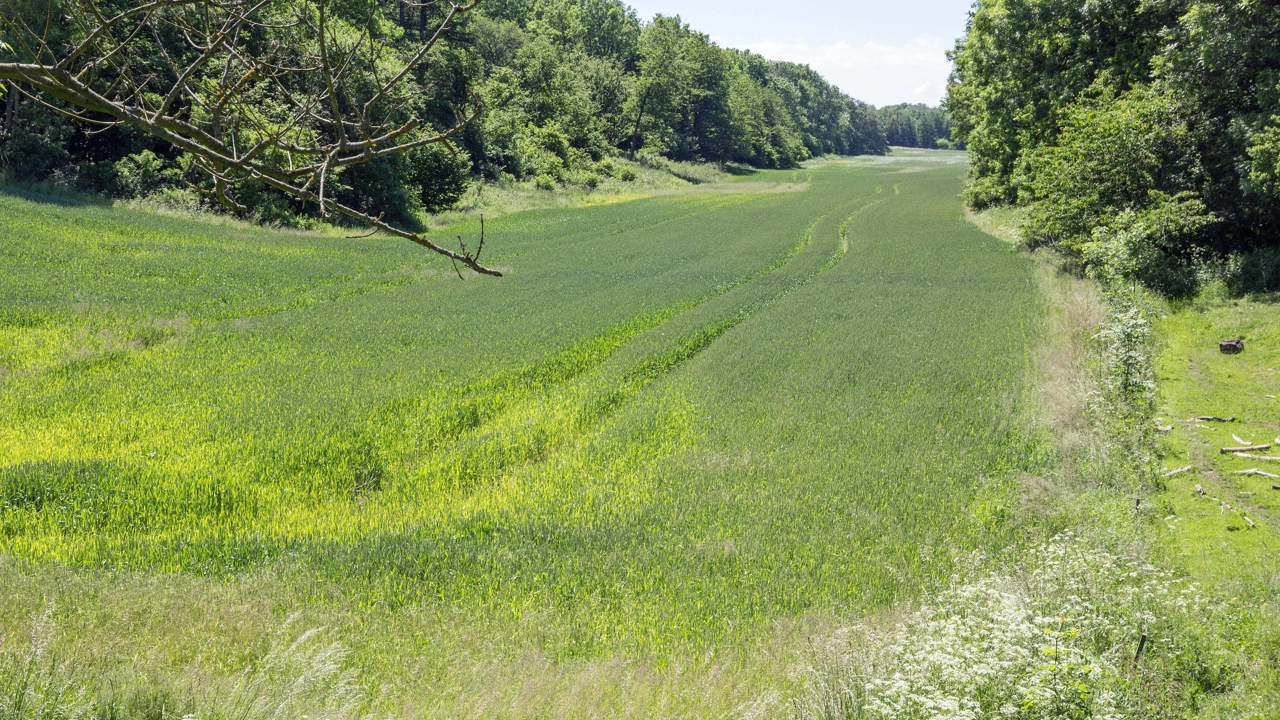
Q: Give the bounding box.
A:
[727,36,953,107]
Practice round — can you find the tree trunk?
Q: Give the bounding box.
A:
[628,89,649,160]
[1,85,17,145]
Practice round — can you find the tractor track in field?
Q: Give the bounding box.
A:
[385,181,898,497]
[11,193,778,384]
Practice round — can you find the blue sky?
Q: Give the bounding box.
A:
[621,1,974,107]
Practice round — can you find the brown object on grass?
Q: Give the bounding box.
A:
[1220,339,1244,354]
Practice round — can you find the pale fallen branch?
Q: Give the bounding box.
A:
[1162,465,1193,477]
[1233,433,1254,445]
[1189,415,1235,423]
[1221,444,1271,454]
[1234,468,1280,478]
[1231,452,1280,461]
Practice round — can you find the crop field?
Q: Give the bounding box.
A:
[0,152,1048,717]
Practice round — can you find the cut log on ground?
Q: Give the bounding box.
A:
[1235,468,1280,478]
[1163,465,1193,477]
[1189,415,1235,422]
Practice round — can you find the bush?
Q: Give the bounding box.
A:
[113,150,181,198]
[1080,191,1216,296]
[1025,86,1201,258]
[1227,246,1280,294]
[139,187,205,214]
[798,533,1232,720]
[409,143,471,214]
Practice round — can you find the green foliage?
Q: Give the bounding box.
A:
[876,103,952,149]
[408,143,471,213]
[1083,192,1216,295]
[1026,87,1205,251]
[1245,118,1280,199]
[112,150,181,199]
[799,533,1232,720]
[948,0,1280,293]
[2,0,884,221]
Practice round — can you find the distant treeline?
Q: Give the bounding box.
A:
[0,0,916,223]
[948,0,1280,294]
[876,104,955,150]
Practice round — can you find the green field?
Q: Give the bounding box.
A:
[0,152,1049,717]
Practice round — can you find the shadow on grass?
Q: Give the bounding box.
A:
[0,180,115,208]
[721,164,758,177]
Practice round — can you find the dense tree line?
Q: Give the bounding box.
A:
[876,103,954,149]
[948,0,1280,294]
[0,0,887,225]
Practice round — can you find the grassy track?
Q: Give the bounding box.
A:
[0,152,1047,717]
[1152,296,1280,712]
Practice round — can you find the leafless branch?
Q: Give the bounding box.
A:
[0,0,499,276]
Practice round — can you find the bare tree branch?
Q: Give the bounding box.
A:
[0,0,499,276]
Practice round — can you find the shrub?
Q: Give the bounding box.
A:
[798,533,1230,720]
[408,143,471,214]
[113,150,180,198]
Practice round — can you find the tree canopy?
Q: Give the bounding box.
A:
[876,103,953,149]
[0,0,889,244]
[948,0,1280,293]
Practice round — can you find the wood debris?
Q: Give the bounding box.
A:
[1192,484,1258,530]
[1189,415,1235,423]
[1163,465,1193,477]
[1156,424,1173,432]
[1235,468,1280,478]
[1233,433,1254,445]
[1221,443,1271,454]
[1231,452,1280,461]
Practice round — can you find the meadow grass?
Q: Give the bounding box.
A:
[0,152,1051,717]
[1149,289,1280,716]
